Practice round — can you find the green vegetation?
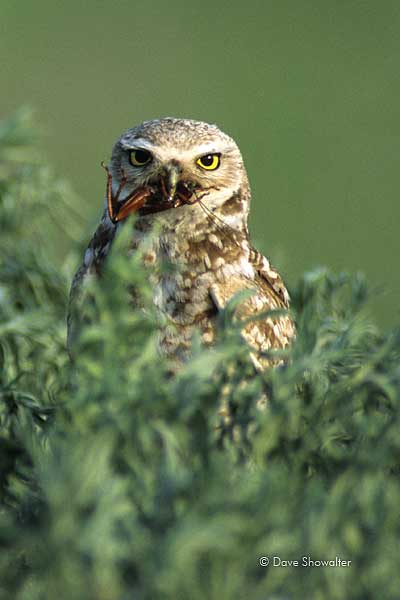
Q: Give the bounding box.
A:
[1,112,399,600]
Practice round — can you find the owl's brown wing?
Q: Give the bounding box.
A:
[210,247,295,369]
[248,247,290,309]
[67,212,116,354]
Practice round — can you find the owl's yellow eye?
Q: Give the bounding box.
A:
[196,153,220,171]
[129,149,152,167]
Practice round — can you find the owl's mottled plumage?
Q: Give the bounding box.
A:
[68,118,295,368]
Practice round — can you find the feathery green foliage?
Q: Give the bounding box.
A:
[0,111,399,600]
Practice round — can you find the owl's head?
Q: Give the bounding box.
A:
[105,118,250,232]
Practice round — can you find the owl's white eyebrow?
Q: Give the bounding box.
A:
[120,139,227,160]
[121,138,154,151]
[193,144,221,156]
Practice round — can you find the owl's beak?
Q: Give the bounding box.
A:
[161,164,181,203]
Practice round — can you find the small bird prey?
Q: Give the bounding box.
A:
[68,118,295,368]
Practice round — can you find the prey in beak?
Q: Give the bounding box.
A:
[102,162,198,224]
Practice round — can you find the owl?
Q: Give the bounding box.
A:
[67,118,295,369]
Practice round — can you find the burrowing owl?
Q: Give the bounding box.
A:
[68,118,295,368]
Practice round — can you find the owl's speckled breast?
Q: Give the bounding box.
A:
[132,216,252,360]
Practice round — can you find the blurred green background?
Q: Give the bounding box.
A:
[1,0,399,327]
